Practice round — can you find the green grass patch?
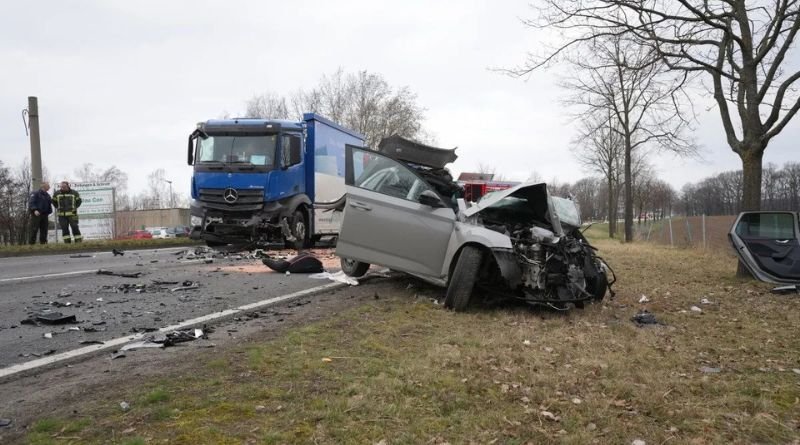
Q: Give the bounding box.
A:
[0,238,201,257]
[21,240,800,444]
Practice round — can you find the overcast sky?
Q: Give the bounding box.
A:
[1,0,798,198]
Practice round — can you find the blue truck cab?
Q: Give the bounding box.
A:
[187,113,364,248]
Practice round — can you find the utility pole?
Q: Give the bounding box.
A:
[162,179,173,208]
[26,96,43,190]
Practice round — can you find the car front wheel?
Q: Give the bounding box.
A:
[341,257,370,277]
[444,246,483,312]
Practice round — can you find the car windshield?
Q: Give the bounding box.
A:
[550,196,581,228]
[197,135,277,166]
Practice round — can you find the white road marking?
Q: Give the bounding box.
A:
[0,281,345,380]
[0,269,97,283]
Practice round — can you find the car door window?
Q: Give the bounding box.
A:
[350,148,434,202]
[735,213,796,239]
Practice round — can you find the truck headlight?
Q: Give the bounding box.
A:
[191,216,203,227]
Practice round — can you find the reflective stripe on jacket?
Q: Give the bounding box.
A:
[53,190,82,216]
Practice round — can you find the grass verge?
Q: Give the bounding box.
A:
[20,240,800,444]
[0,238,201,258]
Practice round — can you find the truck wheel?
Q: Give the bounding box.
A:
[444,246,483,312]
[285,209,310,250]
[206,241,226,248]
[341,258,370,277]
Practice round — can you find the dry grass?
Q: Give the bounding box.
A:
[0,238,200,257]
[21,239,800,444]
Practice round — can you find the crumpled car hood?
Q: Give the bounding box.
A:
[462,182,582,235]
[462,183,549,218]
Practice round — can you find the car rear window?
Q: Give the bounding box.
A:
[736,213,796,239]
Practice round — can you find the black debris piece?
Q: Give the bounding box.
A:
[97,269,143,278]
[771,284,799,295]
[20,318,37,325]
[80,340,104,345]
[152,279,179,285]
[262,252,324,274]
[631,310,660,326]
[0,418,12,428]
[112,249,125,256]
[70,254,92,258]
[32,312,78,325]
[82,326,107,333]
[171,282,199,292]
[56,291,73,298]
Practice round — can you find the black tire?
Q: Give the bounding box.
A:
[341,257,370,277]
[586,270,608,301]
[285,209,310,250]
[444,246,483,312]
[206,241,226,248]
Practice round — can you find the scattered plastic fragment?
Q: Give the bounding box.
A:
[119,401,130,411]
[32,312,78,325]
[112,249,125,256]
[0,418,12,428]
[43,333,52,339]
[631,311,659,326]
[97,269,142,278]
[540,411,560,422]
[690,306,703,313]
[699,366,721,374]
[772,284,799,295]
[310,271,359,286]
[638,295,650,303]
[700,298,712,304]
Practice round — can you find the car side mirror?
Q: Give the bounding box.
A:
[418,190,445,208]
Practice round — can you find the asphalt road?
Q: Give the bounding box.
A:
[0,247,339,369]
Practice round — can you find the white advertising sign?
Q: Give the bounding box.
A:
[72,182,115,240]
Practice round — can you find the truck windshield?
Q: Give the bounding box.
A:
[197,135,277,166]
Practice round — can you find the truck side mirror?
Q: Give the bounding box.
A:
[187,135,195,165]
[418,190,445,208]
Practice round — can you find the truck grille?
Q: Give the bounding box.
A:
[198,188,264,212]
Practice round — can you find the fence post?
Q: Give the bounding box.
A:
[668,217,674,247]
[646,221,653,241]
[685,217,693,245]
[702,214,707,249]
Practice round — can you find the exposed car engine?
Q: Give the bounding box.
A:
[511,225,609,304]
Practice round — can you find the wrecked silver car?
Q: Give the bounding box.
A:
[336,140,613,311]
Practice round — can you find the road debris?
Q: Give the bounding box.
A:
[631,440,646,445]
[69,254,93,258]
[262,252,324,273]
[0,418,12,428]
[97,269,143,278]
[171,281,200,292]
[43,333,53,339]
[112,248,125,256]
[540,411,560,422]
[121,328,208,351]
[690,306,703,313]
[699,366,722,374]
[119,401,130,411]
[638,295,650,303]
[310,271,359,286]
[700,298,713,304]
[631,310,660,326]
[23,312,79,325]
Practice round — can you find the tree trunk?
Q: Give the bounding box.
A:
[624,137,633,242]
[736,146,764,278]
[740,148,764,211]
[607,175,615,238]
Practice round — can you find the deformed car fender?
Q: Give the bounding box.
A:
[440,222,521,286]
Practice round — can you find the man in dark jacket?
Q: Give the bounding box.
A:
[28,182,53,244]
[52,181,83,243]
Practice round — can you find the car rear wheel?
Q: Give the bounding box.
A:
[341,257,370,277]
[586,270,608,301]
[444,246,483,312]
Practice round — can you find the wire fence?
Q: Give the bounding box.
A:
[632,215,737,255]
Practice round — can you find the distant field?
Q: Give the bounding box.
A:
[20,233,800,445]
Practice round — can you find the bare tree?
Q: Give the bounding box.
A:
[556,35,696,241]
[73,163,130,209]
[522,0,800,212]
[244,93,291,119]
[247,69,427,149]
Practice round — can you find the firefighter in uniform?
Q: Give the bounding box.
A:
[53,181,83,243]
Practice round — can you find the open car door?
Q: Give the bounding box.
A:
[336,145,456,279]
[729,212,800,284]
